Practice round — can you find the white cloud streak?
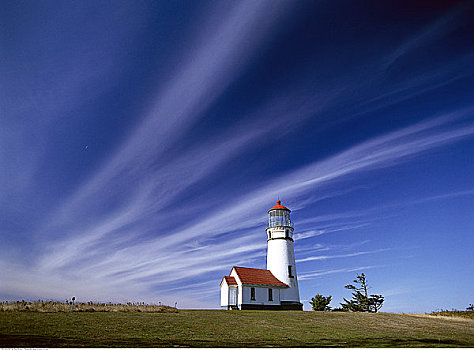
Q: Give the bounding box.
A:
[299,265,383,281]
[294,223,371,240]
[47,1,293,227]
[383,3,468,71]
[296,248,391,263]
[13,107,472,307]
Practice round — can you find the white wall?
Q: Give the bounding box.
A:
[266,237,300,302]
[220,281,229,307]
[241,285,281,305]
[266,227,293,240]
[229,269,243,306]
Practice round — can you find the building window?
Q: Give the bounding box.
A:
[268,288,273,301]
[285,229,289,238]
[250,287,256,301]
[288,265,294,278]
[268,230,271,239]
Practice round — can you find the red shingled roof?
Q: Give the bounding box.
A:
[232,266,288,287]
[223,276,237,285]
[268,200,291,212]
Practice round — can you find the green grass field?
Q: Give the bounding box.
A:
[1,310,473,347]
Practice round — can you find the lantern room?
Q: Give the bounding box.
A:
[267,200,293,228]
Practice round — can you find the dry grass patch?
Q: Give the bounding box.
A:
[0,300,178,313]
[429,310,474,320]
[400,311,474,322]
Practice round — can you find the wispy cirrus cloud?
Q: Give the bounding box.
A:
[12,107,471,307]
[3,107,474,307]
[46,1,294,226]
[296,248,391,264]
[294,223,371,241]
[382,2,470,72]
[299,265,384,281]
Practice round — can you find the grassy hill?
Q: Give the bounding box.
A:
[1,310,473,347]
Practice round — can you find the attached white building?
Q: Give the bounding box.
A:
[220,266,288,310]
[220,200,303,310]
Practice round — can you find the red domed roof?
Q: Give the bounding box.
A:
[268,200,291,212]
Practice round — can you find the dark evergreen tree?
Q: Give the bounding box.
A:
[340,273,384,312]
[309,294,332,311]
[369,294,384,313]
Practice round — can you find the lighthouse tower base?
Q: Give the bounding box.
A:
[240,302,303,310]
[280,301,303,310]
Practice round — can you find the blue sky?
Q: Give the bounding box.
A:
[1,0,473,312]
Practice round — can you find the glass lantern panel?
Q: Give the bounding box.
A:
[268,210,291,227]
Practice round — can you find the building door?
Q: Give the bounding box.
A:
[229,287,237,305]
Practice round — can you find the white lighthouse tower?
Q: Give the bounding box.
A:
[266,200,302,309]
[220,199,302,310]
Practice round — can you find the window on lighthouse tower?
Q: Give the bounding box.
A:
[288,265,294,278]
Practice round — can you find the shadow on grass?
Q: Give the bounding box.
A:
[2,335,470,348]
[324,337,471,348]
[0,335,175,348]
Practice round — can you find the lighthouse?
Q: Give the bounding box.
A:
[266,200,302,308]
[220,200,303,310]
